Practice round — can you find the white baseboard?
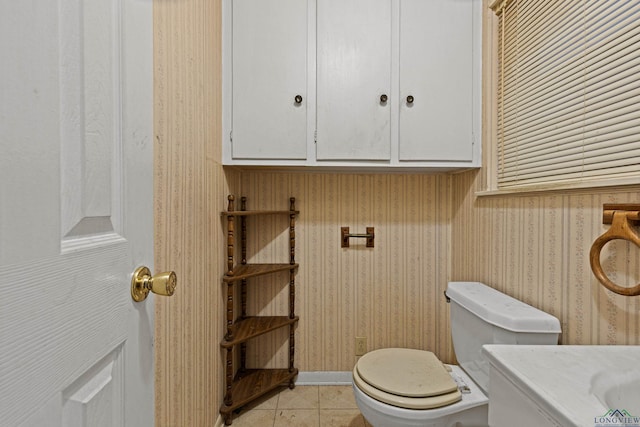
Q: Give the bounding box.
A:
[295,371,352,385]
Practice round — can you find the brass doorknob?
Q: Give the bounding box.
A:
[131,266,177,302]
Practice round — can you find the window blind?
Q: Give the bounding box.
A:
[494,0,640,189]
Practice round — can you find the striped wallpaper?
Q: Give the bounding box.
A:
[452,171,640,347]
[229,172,455,371]
[153,0,226,425]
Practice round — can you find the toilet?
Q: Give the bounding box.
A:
[352,281,561,427]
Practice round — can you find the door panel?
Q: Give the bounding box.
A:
[316,0,391,160]
[399,0,474,161]
[62,347,124,427]
[231,0,308,159]
[60,0,122,244]
[0,0,154,425]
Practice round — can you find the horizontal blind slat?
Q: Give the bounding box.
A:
[503,80,640,146]
[503,25,640,117]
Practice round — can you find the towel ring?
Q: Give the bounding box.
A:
[589,210,640,296]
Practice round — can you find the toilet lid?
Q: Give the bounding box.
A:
[356,348,458,397]
[353,349,461,410]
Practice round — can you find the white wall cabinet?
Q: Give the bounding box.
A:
[223,0,481,169]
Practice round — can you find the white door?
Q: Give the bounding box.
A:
[399,0,474,161]
[316,0,392,160]
[1,0,156,426]
[231,0,308,160]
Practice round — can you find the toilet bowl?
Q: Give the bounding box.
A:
[352,282,561,427]
[353,363,488,427]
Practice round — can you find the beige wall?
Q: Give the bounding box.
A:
[451,171,640,346]
[451,0,640,347]
[153,0,228,425]
[227,169,640,382]
[152,1,640,425]
[228,172,456,371]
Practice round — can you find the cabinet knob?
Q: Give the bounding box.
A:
[406,95,414,104]
[294,95,303,104]
[380,94,388,103]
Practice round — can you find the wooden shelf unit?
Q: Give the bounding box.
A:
[219,195,299,425]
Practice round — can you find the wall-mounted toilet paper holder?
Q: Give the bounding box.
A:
[341,227,375,248]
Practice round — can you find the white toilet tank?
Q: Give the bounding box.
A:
[446,282,561,395]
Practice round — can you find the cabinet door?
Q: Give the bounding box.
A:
[399,0,474,161]
[316,0,391,160]
[231,0,307,159]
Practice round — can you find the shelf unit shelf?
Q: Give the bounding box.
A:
[219,195,299,426]
[223,263,298,283]
[221,315,299,348]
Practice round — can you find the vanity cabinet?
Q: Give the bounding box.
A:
[219,195,299,425]
[223,0,481,169]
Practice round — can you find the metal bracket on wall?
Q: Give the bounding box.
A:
[341,227,375,248]
[602,204,640,224]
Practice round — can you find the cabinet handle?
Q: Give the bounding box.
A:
[294,95,303,104]
[406,95,414,104]
[380,94,388,103]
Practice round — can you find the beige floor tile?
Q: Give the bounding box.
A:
[319,385,358,409]
[274,409,320,427]
[276,385,320,409]
[236,385,371,427]
[229,409,275,427]
[319,409,367,427]
[242,388,280,411]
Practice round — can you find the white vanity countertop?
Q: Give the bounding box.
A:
[483,345,640,427]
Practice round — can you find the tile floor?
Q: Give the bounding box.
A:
[228,385,373,427]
